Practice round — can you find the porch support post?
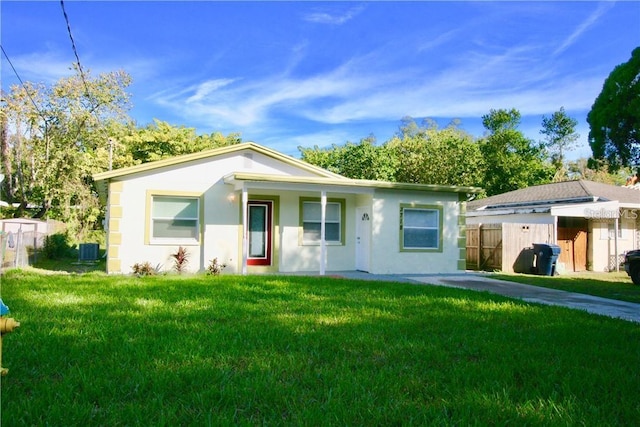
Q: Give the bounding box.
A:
[242,186,248,275]
[320,190,327,276]
[614,216,619,272]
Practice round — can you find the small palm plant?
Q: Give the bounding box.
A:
[171,246,190,274]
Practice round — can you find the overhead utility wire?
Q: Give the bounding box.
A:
[60,0,92,102]
[0,45,45,118]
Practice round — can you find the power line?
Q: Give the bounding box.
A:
[0,45,45,118]
[59,0,92,103]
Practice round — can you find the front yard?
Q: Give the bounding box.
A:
[1,269,639,425]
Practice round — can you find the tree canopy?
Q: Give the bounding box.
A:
[587,47,640,170]
[387,118,484,188]
[540,107,579,167]
[299,136,398,181]
[479,109,554,195]
[299,118,485,190]
[2,67,132,235]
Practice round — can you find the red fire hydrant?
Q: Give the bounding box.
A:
[0,299,20,376]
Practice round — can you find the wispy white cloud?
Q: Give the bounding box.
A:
[151,58,375,127]
[418,29,460,53]
[151,36,604,133]
[553,1,615,56]
[4,50,75,84]
[303,5,365,25]
[185,79,236,103]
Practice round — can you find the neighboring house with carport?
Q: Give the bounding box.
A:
[93,142,481,275]
[466,180,640,273]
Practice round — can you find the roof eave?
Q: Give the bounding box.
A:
[92,142,344,183]
[225,172,483,194]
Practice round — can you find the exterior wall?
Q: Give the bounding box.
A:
[467,209,640,273]
[277,190,357,273]
[107,148,469,275]
[590,214,639,272]
[108,149,326,274]
[369,189,462,274]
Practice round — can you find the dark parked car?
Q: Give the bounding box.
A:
[624,249,640,285]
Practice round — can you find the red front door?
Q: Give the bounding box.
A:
[247,201,272,266]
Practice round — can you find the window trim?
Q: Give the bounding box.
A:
[145,190,203,245]
[399,203,443,252]
[299,197,346,246]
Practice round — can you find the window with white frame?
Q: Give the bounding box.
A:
[400,205,442,251]
[150,196,199,242]
[301,199,344,244]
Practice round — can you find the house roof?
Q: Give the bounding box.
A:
[468,180,640,212]
[93,142,343,182]
[92,142,345,198]
[93,142,483,199]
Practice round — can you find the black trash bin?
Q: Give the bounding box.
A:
[532,243,561,276]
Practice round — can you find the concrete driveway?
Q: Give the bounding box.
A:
[334,271,640,323]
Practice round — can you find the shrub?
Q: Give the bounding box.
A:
[170,246,189,274]
[131,262,161,277]
[43,233,73,260]
[207,258,227,276]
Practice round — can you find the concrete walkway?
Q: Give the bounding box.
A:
[332,271,640,324]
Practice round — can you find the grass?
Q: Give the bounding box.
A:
[491,271,640,304]
[29,252,106,274]
[1,269,639,425]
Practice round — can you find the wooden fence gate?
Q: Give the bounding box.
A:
[466,223,555,272]
[466,224,502,271]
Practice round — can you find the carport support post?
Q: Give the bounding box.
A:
[242,186,248,275]
[320,191,327,276]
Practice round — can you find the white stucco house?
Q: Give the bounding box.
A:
[466,180,640,272]
[93,142,481,275]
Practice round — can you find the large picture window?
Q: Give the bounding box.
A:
[400,204,442,251]
[300,198,345,245]
[150,195,200,242]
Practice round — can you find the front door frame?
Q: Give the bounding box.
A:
[247,200,273,266]
[241,194,280,273]
[356,206,371,272]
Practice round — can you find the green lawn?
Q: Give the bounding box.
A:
[491,271,640,303]
[1,269,639,425]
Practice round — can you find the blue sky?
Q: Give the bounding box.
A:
[2,1,639,159]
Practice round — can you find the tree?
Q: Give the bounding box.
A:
[386,117,484,188]
[540,107,579,168]
[118,119,241,164]
[479,108,554,196]
[587,47,640,170]
[566,158,633,185]
[299,117,485,188]
[481,108,521,133]
[1,66,132,236]
[298,143,344,174]
[299,136,398,181]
